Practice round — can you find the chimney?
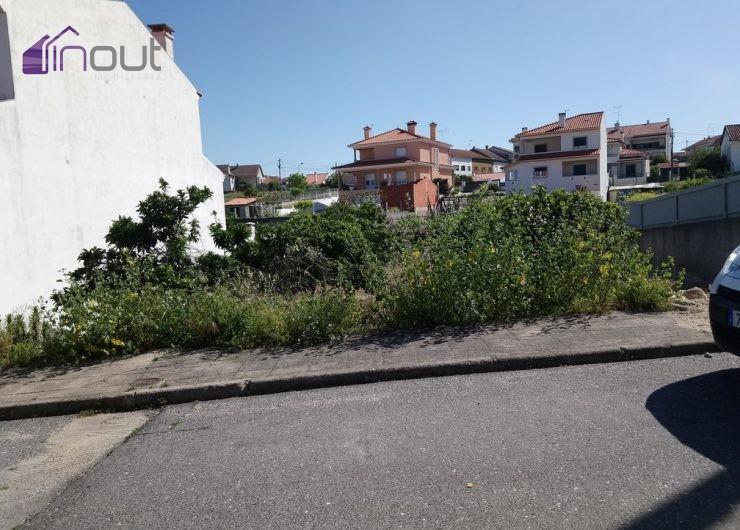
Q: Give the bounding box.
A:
[363,125,371,140]
[407,121,417,135]
[614,121,620,128]
[646,120,650,124]
[429,122,437,141]
[558,112,566,128]
[148,24,175,59]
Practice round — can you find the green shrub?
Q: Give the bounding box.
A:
[1,185,682,368]
[293,200,314,211]
[210,202,396,293]
[624,191,660,203]
[378,189,680,328]
[663,177,712,193]
[2,286,370,367]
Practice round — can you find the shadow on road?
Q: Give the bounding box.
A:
[625,368,740,529]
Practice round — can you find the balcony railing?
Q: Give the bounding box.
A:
[563,172,599,178]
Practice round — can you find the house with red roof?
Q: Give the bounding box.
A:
[333,121,453,211]
[607,119,673,161]
[505,111,608,200]
[721,124,740,174]
[451,148,497,177]
[685,135,722,158]
[225,196,260,219]
[305,172,329,186]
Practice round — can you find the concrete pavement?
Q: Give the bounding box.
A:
[0,411,151,529]
[23,354,740,529]
[0,310,718,420]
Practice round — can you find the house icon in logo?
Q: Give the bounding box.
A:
[23,26,82,75]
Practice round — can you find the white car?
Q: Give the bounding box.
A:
[709,245,740,354]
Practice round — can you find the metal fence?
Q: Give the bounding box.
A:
[627,175,740,229]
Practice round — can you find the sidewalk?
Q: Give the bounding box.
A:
[0,310,718,420]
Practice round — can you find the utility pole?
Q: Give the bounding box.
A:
[278,158,282,179]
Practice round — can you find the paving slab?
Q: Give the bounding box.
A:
[0,310,719,420]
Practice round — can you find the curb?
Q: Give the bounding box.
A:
[0,340,720,421]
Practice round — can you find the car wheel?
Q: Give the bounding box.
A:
[711,320,740,355]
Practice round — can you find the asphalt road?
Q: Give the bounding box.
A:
[20,354,740,529]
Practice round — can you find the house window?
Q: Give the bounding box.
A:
[395,147,407,158]
[454,165,460,171]
[534,166,548,178]
[0,8,13,101]
[365,173,377,189]
[432,148,439,168]
[625,164,636,178]
[573,136,587,148]
[534,144,547,153]
[514,145,520,153]
[633,141,660,150]
[396,171,407,185]
[572,164,588,176]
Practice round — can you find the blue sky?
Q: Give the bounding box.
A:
[128,0,740,177]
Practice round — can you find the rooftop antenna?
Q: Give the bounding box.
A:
[613,105,622,124]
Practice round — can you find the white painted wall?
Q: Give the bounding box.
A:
[0,0,225,313]
[722,135,740,174]
[452,156,473,176]
[505,122,608,200]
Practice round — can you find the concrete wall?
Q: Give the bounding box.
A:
[0,0,225,313]
[639,218,740,288]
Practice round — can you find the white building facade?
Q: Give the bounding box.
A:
[721,125,740,174]
[505,112,608,200]
[0,0,224,313]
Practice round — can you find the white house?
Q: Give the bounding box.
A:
[0,0,225,313]
[450,149,475,177]
[505,112,608,200]
[721,124,740,174]
[607,120,673,161]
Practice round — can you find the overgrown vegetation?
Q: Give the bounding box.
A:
[1,185,682,368]
[689,147,728,177]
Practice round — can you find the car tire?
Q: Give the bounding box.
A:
[711,319,740,355]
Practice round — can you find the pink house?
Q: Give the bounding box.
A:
[333,121,453,211]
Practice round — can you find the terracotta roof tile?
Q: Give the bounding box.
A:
[451,148,488,159]
[514,112,603,139]
[350,127,451,147]
[225,197,258,207]
[333,157,412,170]
[305,172,329,185]
[351,128,423,147]
[607,121,670,140]
[724,124,740,142]
[471,172,505,183]
[686,135,721,151]
[619,148,649,160]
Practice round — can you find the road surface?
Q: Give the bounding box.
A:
[5,353,739,529]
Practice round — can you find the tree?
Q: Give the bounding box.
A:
[689,147,728,177]
[325,172,340,188]
[64,179,213,291]
[287,173,308,194]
